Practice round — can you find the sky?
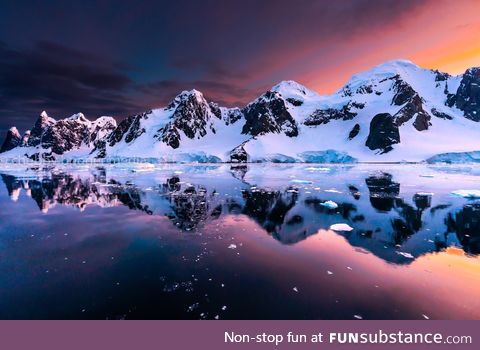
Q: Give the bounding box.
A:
[0,0,479,138]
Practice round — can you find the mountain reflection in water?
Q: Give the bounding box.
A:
[0,163,479,319]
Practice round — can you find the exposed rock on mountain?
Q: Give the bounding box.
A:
[241,90,298,137]
[0,127,21,153]
[3,111,116,160]
[304,104,357,126]
[365,113,400,153]
[157,90,220,148]
[453,67,480,121]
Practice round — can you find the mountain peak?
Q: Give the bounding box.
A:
[348,59,421,83]
[1,127,22,153]
[178,89,205,100]
[168,89,207,109]
[8,127,20,137]
[37,111,56,126]
[271,80,319,100]
[66,113,90,123]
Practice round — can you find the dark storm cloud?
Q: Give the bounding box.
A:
[0,40,142,133]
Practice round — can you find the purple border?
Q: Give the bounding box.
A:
[0,320,477,349]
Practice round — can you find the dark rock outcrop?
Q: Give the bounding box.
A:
[241,91,298,137]
[392,78,416,106]
[348,124,360,140]
[0,127,21,153]
[157,90,221,149]
[27,111,56,147]
[230,143,249,163]
[365,113,400,153]
[454,67,480,121]
[391,79,431,131]
[304,103,359,126]
[431,108,453,120]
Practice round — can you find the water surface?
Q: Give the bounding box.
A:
[0,163,479,319]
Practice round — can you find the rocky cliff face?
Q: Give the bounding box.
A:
[157,90,221,148]
[0,127,21,153]
[451,67,480,121]
[241,90,298,137]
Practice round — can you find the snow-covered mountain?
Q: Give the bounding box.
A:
[2,59,480,163]
[2,111,117,161]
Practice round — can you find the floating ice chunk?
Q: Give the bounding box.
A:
[293,287,299,293]
[451,190,480,199]
[396,251,414,259]
[419,174,435,178]
[354,315,363,320]
[327,271,333,275]
[416,192,434,196]
[321,200,338,209]
[305,167,330,171]
[228,244,237,249]
[422,314,430,320]
[325,189,341,193]
[290,179,313,184]
[128,163,155,172]
[329,223,353,232]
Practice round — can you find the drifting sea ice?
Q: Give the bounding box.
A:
[290,179,313,184]
[321,200,339,209]
[396,251,414,259]
[329,223,354,232]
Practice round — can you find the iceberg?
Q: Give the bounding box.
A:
[321,200,338,209]
[298,150,357,164]
[329,223,354,232]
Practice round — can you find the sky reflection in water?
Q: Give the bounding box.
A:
[0,163,479,319]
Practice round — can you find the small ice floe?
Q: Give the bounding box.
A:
[228,244,237,249]
[346,266,352,270]
[329,223,354,232]
[325,189,341,193]
[354,315,363,320]
[221,306,227,311]
[305,167,330,172]
[129,163,155,173]
[422,314,430,320]
[419,174,435,178]
[290,179,313,184]
[327,271,333,275]
[293,287,299,293]
[451,190,480,199]
[321,200,338,209]
[416,192,434,196]
[187,303,199,312]
[396,251,414,259]
[174,171,183,174]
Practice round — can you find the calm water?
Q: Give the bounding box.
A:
[0,163,479,320]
